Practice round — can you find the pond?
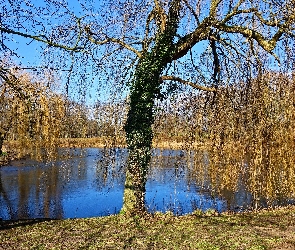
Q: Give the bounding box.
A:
[0,148,294,220]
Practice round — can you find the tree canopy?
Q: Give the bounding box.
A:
[1,0,294,215]
[1,1,294,91]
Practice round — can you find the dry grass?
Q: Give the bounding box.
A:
[1,206,295,249]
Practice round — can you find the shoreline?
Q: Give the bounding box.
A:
[0,137,206,167]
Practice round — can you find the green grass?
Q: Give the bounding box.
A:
[1,206,295,249]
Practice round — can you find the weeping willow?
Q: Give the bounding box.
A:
[0,70,65,162]
[153,71,295,206]
[202,72,295,204]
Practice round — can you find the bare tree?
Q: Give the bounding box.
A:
[0,0,294,215]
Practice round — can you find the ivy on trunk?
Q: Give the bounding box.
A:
[122,1,181,215]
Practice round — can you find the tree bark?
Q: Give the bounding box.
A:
[121,39,179,216]
[121,56,162,215]
[121,0,181,215]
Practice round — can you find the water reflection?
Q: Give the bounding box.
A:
[0,161,63,220]
[0,148,294,220]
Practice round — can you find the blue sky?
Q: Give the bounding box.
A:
[2,0,290,105]
[1,0,103,103]
[2,0,207,105]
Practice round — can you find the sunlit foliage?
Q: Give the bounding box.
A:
[205,72,295,205]
[0,61,65,161]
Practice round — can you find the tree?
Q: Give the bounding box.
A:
[1,0,294,215]
[0,58,65,161]
[0,59,36,157]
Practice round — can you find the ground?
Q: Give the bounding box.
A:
[1,206,295,249]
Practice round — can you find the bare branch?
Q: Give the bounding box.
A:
[172,20,211,61]
[0,25,83,51]
[87,33,142,58]
[160,75,217,92]
[229,0,247,14]
[209,0,223,17]
[183,0,200,25]
[216,23,285,54]
[221,8,257,25]
[169,0,293,64]
[254,10,295,28]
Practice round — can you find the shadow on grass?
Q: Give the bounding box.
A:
[0,218,56,230]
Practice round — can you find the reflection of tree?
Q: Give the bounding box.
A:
[0,162,64,220]
[149,149,188,183]
[43,164,63,219]
[94,148,127,190]
[0,171,15,219]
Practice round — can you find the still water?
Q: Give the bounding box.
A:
[0,148,292,220]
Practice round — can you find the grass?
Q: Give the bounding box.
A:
[1,206,295,249]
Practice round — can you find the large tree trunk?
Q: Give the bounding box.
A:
[121,0,181,215]
[121,56,162,215]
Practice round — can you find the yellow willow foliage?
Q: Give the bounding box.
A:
[2,71,65,161]
[203,72,295,203]
[27,93,65,161]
